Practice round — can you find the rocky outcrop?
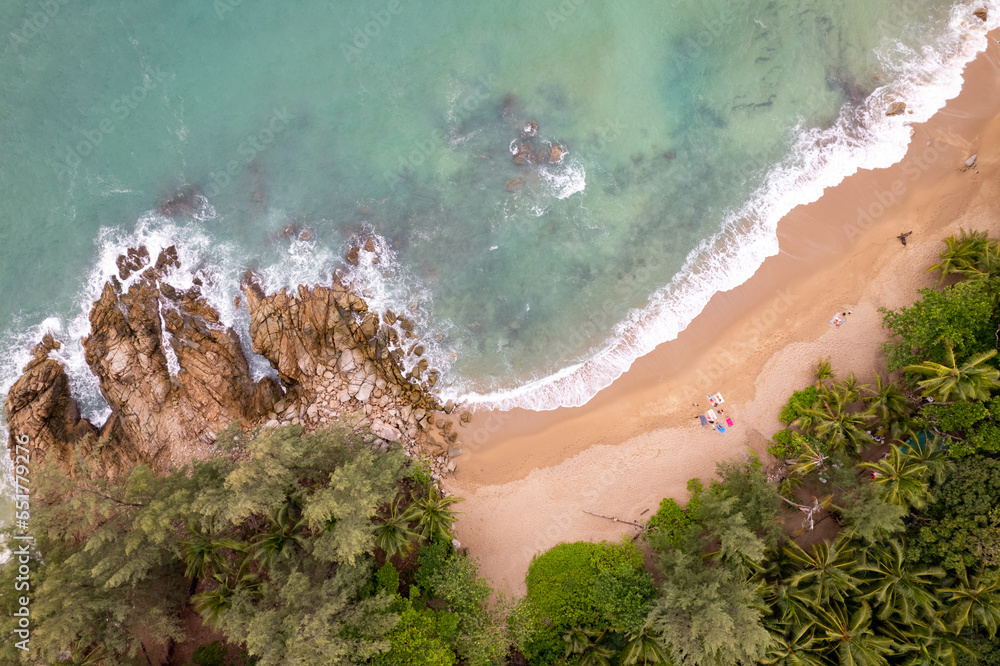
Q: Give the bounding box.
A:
[6,243,463,479]
[81,249,281,469]
[4,335,98,468]
[241,273,444,446]
[6,246,281,473]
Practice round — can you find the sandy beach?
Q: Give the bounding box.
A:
[446,29,1000,594]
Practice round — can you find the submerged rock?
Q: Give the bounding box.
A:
[499,93,519,119]
[157,184,203,218]
[506,177,524,192]
[886,101,907,116]
[512,142,531,165]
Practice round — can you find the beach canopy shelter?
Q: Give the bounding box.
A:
[706,409,718,422]
[708,392,725,406]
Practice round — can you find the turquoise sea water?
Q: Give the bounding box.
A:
[0,0,997,440]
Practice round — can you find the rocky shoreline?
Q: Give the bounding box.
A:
[4,243,469,481]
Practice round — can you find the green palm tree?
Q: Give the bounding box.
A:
[814,357,836,388]
[788,438,828,478]
[179,518,246,581]
[253,503,308,567]
[374,498,419,558]
[880,621,969,666]
[764,581,818,630]
[760,623,825,666]
[864,374,913,428]
[192,573,237,627]
[856,541,943,624]
[927,229,993,284]
[563,627,614,666]
[192,554,261,626]
[762,548,819,629]
[402,486,463,543]
[794,388,874,456]
[620,625,671,665]
[563,626,592,657]
[784,539,860,605]
[959,238,1000,280]
[835,372,867,404]
[903,435,952,485]
[65,644,107,666]
[887,417,920,447]
[859,445,932,510]
[814,603,896,666]
[941,567,1000,637]
[905,347,1000,403]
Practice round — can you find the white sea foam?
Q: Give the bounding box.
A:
[339,227,457,380]
[446,0,1000,411]
[539,155,586,200]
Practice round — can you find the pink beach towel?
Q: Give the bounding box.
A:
[726,418,734,427]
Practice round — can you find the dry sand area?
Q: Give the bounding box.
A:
[445,32,1000,594]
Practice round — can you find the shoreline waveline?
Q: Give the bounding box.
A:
[446,21,1000,593]
[448,0,999,412]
